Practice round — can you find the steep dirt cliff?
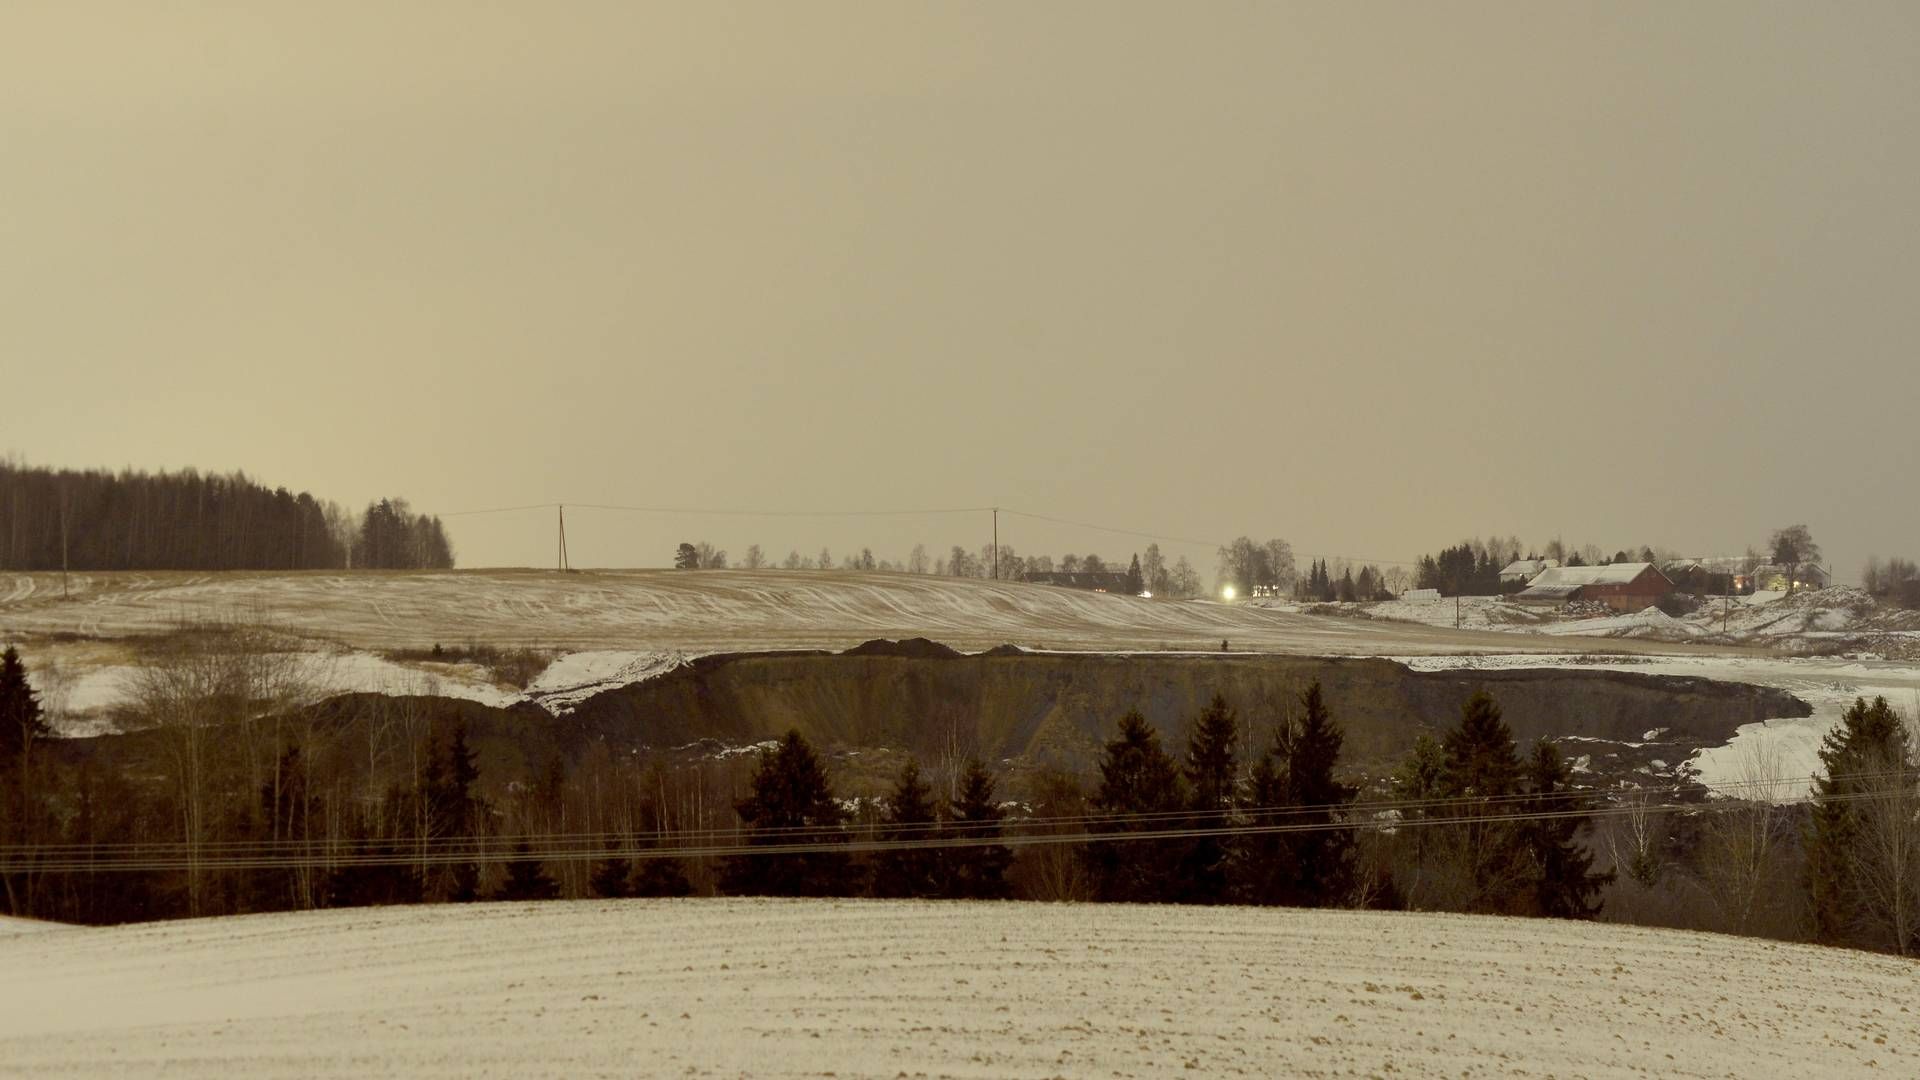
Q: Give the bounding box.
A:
[565,646,1809,776]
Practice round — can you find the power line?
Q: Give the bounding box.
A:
[997,509,1230,554]
[4,767,1900,874]
[440,503,559,518]
[0,790,1883,875]
[573,503,994,519]
[439,499,1422,571]
[15,758,1859,856]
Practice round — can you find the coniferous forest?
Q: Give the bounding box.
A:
[0,461,452,571]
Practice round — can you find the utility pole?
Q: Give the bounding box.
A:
[59,481,70,600]
[992,507,999,580]
[557,504,570,572]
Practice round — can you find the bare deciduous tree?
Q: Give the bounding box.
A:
[1011,768,1092,901]
[1689,739,1798,938]
[1843,721,1920,954]
[1768,524,1821,594]
[129,624,322,916]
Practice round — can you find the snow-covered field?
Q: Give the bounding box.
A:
[0,569,1743,656]
[1267,587,1920,655]
[9,570,1916,801]
[1,569,1755,736]
[1,898,1913,1078]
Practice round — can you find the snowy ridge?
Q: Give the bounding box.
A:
[524,650,694,715]
[1267,586,1920,655]
[25,647,699,734]
[1532,606,1708,640]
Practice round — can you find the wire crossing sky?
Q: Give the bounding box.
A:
[4,3,1916,575]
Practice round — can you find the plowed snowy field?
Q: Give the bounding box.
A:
[2,899,1913,1078]
[0,568,1745,656]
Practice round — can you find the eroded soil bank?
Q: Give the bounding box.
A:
[563,645,1810,781]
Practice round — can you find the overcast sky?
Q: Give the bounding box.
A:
[5,2,1916,578]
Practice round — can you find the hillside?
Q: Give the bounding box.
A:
[560,650,1806,782]
[1268,587,1920,658]
[0,568,1757,656]
[2,899,1912,1077]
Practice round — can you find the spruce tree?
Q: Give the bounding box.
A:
[630,771,694,897]
[871,758,940,898]
[631,850,695,897]
[1524,740,1610,919]
[0,646,48,761]
[1434,691,1531,913]
[1125,554,1144,596]
[496,837,561,901]
[1242,682,1356,907]
[942,759,1013,899]
[1181,694,1239,903]
[719,729,857,896]
[1085,710,1188,902]
[1809,696,1915,947]
[426,721,483,902]
[590,839,634,898]
[326,800,424,909]
[1,645,49,908]
[1441,691,1524,798]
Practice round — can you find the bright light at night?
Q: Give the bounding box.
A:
[1139,591,1152,599]
[1221,585,1236,601]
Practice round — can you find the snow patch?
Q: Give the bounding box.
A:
[1686,717,1834,803]
[526,651,693,715]
[1533,607,1704,640]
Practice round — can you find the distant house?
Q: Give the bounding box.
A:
[1748,563,1831,593]
[1401,588,1442,603]
[1020,570,1133,593]
[1499,558,1559,586]
[1512,562,1674,611]
[1659,560,1739,596]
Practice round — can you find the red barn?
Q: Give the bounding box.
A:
[1512,563,1674,612]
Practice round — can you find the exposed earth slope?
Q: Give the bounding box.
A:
[564,649,1808,780]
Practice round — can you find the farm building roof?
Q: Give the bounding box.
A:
[1512,583,1585,602]
[1523,562,1661,588]
[1499,558,1559,578]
